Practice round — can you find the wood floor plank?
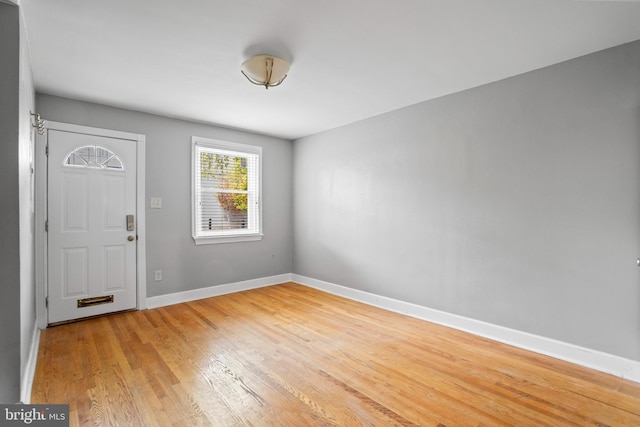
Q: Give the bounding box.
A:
[31,282,640,426]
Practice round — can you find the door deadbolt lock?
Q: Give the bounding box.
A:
[126,214,135,231]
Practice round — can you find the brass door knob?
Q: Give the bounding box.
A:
[128,235,135,242]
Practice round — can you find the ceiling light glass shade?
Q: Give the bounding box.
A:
[241,54,290,89]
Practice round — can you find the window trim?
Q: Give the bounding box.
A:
[191,136,263,245]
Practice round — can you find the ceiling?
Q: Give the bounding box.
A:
[21,0,640,140]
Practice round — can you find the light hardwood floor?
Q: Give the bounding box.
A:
[32,282,640,426]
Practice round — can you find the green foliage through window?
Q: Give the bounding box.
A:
[200,153,248,213]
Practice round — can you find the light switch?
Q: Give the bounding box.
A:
[150,197,162,209]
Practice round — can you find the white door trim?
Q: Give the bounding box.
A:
[35,121,146,329]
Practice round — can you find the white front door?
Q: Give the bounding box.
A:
[47,129,138,324]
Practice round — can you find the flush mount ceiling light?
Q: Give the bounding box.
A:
[241,54,290,89]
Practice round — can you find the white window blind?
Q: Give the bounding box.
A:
[192,137,262,244]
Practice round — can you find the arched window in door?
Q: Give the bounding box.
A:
[63,145,124,170]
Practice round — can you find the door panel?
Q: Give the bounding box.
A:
[104,246,126,290]
[105,176,126,229]
[63,172,88,231]
[48,129,137,324]
[62,248,88,296]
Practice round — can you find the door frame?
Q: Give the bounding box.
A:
[35,121,147,329]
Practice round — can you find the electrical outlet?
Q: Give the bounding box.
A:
[154,270,162,281]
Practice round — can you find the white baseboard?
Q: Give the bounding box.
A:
[20,323,41,404]
[292,274,640,384]
[146,273,293,309]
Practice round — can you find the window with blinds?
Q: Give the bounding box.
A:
[192,137,262,244]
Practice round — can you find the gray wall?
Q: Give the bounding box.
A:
[36,95,293,297]
[18,1,36,401]
[0,2,22,403]
[293,40,640,361]
[0,1,35,403]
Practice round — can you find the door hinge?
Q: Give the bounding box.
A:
[45,220,48,232]
[45,297,48,309]
[45,144,49,156]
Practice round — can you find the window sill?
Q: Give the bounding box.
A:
[193,233,263,245]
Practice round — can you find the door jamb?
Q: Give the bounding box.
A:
[35,121,147,329]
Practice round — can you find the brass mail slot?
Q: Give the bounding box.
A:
[77,295,114,308]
